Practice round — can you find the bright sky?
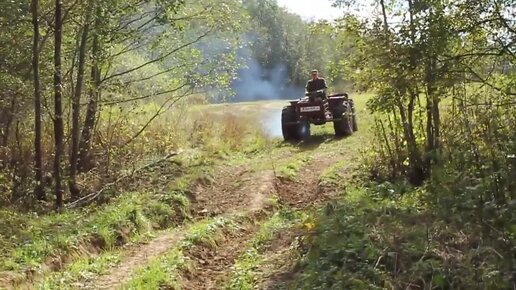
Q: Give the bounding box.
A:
[276,0,345,20]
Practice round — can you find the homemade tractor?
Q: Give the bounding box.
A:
[281,90,358,141]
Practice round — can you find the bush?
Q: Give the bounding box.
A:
[294,184,514,289]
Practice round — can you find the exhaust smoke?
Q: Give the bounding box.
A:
[227,44,306,138]
[231,58,304,102]
[260,110,283,138]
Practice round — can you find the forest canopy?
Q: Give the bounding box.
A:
[0,0,345,206]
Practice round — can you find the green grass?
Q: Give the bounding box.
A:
[251,210,301,249]
[123,216,236,289]
[276,154,313,181]
[38,253,122,289]
[289,182,513,290]
[226,210,303,290]
[289,186,423,289]
[122,247,187,290]
[229,139,297,172]
[0,152,218,277]
[318,160,348,187]
[1,191,182,271]
[37,216,235,289]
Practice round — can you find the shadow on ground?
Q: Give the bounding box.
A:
[282,134,348,151]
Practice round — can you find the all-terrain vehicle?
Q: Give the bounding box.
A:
[281,90,357,141]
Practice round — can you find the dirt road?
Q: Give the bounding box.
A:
[27,97,371,289]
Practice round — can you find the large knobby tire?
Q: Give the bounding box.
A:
[282,106,300,141]
[351,104,358,132]
[298,120,311,141]
[333,104,353,137]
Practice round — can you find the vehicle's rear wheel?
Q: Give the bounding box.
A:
[282,106,300,141]
[333,104,353,137]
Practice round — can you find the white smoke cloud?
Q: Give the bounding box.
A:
[230,46,305,102]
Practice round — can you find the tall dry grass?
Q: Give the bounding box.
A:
[0,95,269,206]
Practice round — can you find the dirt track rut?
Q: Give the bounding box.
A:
[78,161,279,289]
[84,231,185,289]
[59,144,345,289]
[177,152,342,289]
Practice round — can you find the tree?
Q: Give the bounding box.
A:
[53,0,64,207]
[69,0,93,197]
[333,0,514,185]
[0,0,263,206]
[31,0,45,201]
[78,3,101,173]
[0,2,33,158]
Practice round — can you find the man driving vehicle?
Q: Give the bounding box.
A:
[305,69,327,95]
[305,69,332,119]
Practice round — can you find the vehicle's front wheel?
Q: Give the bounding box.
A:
[298,120,311,141]
[333,104,353,137]
[282,106,300,141]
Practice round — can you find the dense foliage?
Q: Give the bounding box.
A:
[230,0,348,101]
[293,0,515,288]
[0,0,344,207]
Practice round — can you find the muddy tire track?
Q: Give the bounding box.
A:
[47,147,342,290]
[176,169,280,290]
[82,231,185,289]
[181,223,259,290]
[255,229,302,290]
[76,163,279,289]
[274,152,341,209]
[180,151,343,290]
[254,152,361,290]
[193,166,276,218]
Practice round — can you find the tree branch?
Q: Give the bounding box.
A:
[120,63,188,85]
[120,88,193,148]
[97,82,189,105]
[65,150,180,208]
[103,28,214,82]
[461,63,516,96]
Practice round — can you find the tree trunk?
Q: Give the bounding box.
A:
[424,57,440,172]
[424,60,435,159]
[397,100,424,186]
[0,97,15,148]
[425,93,434,156]
[78,5,101,172]
[32,0,45,200]
[53,0,64,208]
[69,0,93,198]
[379,0,389,33]
[431,90,440,151]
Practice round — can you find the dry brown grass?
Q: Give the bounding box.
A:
[0,96,269,206]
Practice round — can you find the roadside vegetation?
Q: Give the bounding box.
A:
[276,155,314,181]
[227,210,303,289]
[276,0,516,288]
[123,216,235,290]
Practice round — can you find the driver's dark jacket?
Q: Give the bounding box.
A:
[305,78,328,93]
